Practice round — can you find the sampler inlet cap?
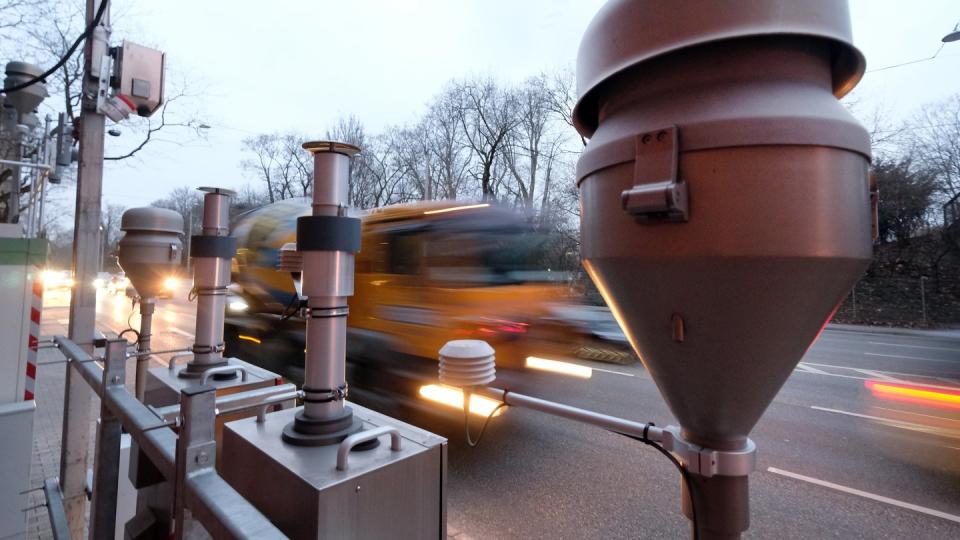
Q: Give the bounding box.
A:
[439,340,496,388]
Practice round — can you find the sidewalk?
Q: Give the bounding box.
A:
[26,317,83,540]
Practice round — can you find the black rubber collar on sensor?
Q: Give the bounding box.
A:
[190,235,238,258]
[296,215,361,253]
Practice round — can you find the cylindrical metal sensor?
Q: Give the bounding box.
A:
[117,207,183,299]
[282,141,367,447]
[574,1,871,538]
[180,187,238,378]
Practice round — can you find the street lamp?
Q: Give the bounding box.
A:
[944,23,960,43]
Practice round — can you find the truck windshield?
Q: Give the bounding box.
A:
[424,228,559,287]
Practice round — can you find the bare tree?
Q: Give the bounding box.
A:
[454,78,520,200]
[150,186,202,240]
[874,157,938,244]
[241,134,282,203]
[425,91,471,200]
[12,0,206,162]
[909,94,960,200]
[325,115,370,206]
[100,202,124,269]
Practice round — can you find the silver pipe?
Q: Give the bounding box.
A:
[301,144,355,421]
[89,340,125,540]
[42,478,70,540]
[135,298,155,400]
[151,383,300,423]
[303,298,348,418]
[478,387,664,443]
[187,188,233,370]
[185,471,286,539]
[0,158,52,169]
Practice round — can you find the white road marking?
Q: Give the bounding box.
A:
[853,369,902,382]
[865,352,953,363]
[767,467,960,524]
[809,406,960,437]
[169,328,194,338]
[869,341,960,353]
[793,361,960,389]
[590,366,635,377]
[795,363,830,375]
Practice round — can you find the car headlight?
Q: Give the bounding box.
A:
[163,277,178,291]
[228,299,249,312]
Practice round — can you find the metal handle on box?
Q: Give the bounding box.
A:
[200,365,248,385]
[336,426,402,471]
[168,352,193,371]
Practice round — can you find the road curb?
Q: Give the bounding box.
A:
[826,323,960,340]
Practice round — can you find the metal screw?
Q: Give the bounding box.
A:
[196,452,209,465]
[657,130,667,141]
[355,485,361,493]
[641,134,652,144]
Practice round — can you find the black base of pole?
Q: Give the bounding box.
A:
[281,405,377,449]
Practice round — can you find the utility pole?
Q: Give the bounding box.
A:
[62,0,109,535]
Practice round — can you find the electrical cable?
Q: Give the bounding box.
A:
[462,390,507,448]
[615,426,700,540]
[118,327,139,343]
[1,0,109,94]
[279,293,300,321]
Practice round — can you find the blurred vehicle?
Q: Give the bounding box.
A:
[861,377,960,474]
[225,199,593,401]
[93,272,111,290]
[106,273,131,295]
[122,273,181,300]
[40,269,75,290]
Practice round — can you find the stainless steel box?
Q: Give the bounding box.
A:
[143,357,280,408]
[221,404,447,539]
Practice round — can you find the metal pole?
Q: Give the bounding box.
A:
[181,188,235,377]
[37,170,46,236]
[89,339,125,540]
[185,207,192,274]
[135,298,155,400]
[173,385,217,540]
[62,0,109,534]
[851,283,858,321]
[282,141,363,446]
[920,276,928,325]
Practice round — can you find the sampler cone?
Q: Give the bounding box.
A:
[573,0,873,447]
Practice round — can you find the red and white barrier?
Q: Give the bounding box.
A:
[24,276,41,401]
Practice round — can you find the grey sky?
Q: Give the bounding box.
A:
[82,0,960,209]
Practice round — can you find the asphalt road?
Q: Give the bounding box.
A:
[76,290,960,539]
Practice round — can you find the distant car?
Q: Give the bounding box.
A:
[158,276,179,299]
[106,274,131,295]
[41,269,75,290]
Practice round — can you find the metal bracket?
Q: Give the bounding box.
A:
[621,126,689,222]
[659,426,756,477]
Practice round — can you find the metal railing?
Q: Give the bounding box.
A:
[45,336,287,539]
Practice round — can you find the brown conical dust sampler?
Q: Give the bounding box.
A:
[573,1,872,537]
